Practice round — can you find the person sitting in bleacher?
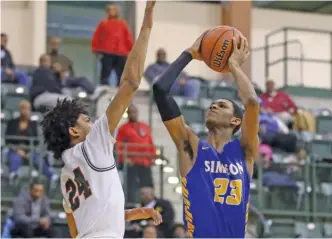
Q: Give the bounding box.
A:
[172,223,187,238]
[1,33,28,85]
[48,36,74,77]
[144,48,201,99]
[5,100,58,186]
[260,79,297,128]
[284,146,308,174]
[11,182,54,238]
[259,98,297,153]
[142,225,159,238]
[52,62,108,101]
[30,54,68,110]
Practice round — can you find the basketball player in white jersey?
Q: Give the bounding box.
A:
[41,1,161,238]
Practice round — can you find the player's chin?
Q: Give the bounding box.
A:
[205,116,217,127]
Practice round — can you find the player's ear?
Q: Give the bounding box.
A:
[69,126,80,138]
[230,117,241,127]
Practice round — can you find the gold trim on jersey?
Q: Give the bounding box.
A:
[182,177,195,238]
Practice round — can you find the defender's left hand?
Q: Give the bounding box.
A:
[126,207,162,225]
[139,207,162,225]
[228,36,250,66]
[149,209,162,225]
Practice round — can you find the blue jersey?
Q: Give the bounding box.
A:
[182,139,250,238]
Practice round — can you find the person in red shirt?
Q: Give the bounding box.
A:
[91,3,134,86]
[116,104,156,204]
[260,79,297,126]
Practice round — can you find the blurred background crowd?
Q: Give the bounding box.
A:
[1,0,332,238]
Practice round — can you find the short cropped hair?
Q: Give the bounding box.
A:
[30,180,43,189]
[41,98,87,159]
[224,99,244,134]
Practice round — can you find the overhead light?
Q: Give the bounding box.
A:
[15,87,24,94]
[58,212,66,219]
[175,186,182,194]
[167,176,179,184]
[78,92,87,98]
[155,158,163,165]
[163,166,174,173]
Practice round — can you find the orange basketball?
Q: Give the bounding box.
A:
[200,26,243,73]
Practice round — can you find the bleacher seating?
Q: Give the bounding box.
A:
[316,115,332,135]
[211,85,237,101]
[311,139,332,159]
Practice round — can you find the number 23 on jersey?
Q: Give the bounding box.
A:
[214,178,242,205]
[65,167,92,211]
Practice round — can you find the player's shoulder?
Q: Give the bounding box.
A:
[61,142,87,164]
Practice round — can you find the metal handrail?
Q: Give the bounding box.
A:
[265,27,332,89]
[255,159,332,220]
[113,142,166,199]
[252,40,304,85]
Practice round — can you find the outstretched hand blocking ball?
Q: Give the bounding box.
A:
[200,26,243,73]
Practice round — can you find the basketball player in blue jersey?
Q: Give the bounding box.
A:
[152,33,259,238]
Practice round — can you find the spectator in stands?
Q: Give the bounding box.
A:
[52,62,108,100]
[11,182,54,238]
[253,144,274,180]
[293,108,316,133]
[285,147,308,173]
[260,79,297,127]
[143,225,158,238]
[144,48,201,99]
[172,223,187,238]
[1,33,28,85]
[259,98,297,152]
[5,100,58,186]
[116,104,156,203]
[30,54,67,110]
[259,144,273,168]
[48,36,74,76]
[91,3,133,86]
[140,186,175,238]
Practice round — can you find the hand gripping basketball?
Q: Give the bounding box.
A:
[187,30,210,61]
[228,36,250,67]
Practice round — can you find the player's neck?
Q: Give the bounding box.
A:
[207,128,232,153]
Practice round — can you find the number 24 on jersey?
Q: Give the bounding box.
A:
[65,167,92,211]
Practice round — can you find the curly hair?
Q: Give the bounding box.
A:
[40,98,88,159]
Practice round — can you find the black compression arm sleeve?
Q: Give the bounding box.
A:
[153,51,193,121]
[154,51,193,92]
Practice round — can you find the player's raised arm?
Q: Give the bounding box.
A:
[152,32,207,177]
[228,36,260,176]
[105,1,155,135]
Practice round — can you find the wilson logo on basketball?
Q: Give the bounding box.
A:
[213,39,230,68]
